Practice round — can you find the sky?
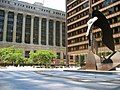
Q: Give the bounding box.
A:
[19,0,66,11]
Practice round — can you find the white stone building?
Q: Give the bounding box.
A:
[0,0,66,63]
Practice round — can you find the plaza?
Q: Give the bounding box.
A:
[0,0,120,90]
[0,69,120,90]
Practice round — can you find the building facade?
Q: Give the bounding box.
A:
[0,0,66,64]
[66,0,120,65]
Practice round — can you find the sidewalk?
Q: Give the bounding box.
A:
[0,66,80,71]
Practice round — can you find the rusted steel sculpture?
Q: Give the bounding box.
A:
[85,10,120,71]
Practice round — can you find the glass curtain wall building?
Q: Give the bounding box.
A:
[0,0,66,64]
[66,0,120,66]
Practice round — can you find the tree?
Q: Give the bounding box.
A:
[29,50,57,66]
[80,55,85,67]
[0,46,24,66]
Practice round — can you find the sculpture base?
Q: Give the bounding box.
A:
[85,51,120,71]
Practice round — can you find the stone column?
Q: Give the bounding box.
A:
[53,20,56,46]
[22,14,26,43]
[30,15,34,44]
[3,10,8,42]
[39,17,42,45]
[61,51,63,59]
[13,12,18,43]
[46,18,49,45]
[60,21,63,47]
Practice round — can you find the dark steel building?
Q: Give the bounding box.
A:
[66,0,120,65]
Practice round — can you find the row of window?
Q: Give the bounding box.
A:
[69,55,85,61]
[67,0,90,11]
[68,18,88,30]
[102,0,118,7]
[67,1,88,17]
[68,14,120,34]
[68,44,88,52]
[68,27,87,38]
[67,0,74,5]
[0,10,66,46]
[67,10,89,24]
[68,26,120,45]
[0,0,65,16]
[68,15,120,38]
[67,0,118,12]
[67,0,104,17]
[67,0,119,24]
[68,35,87,45]
[108,15,120,24]
[69,50,114,60]
[94,26,120,38]
[68,37,120,52]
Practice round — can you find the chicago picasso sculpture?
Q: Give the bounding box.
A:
[85,10,120,71]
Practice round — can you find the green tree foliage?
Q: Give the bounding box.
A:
[29,50,57,66]
[0,46,24,65]
[80,55,85,67]
[0,47,57,66]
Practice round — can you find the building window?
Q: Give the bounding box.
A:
[70,55,73,59]
[25,51,30,58]
[114,38,120,44]
[67,1,88,17]
[75,55,79,62]
[63,53,66,59]
[6,11,14,42]
[0,10,4,41]
[41,18,46,45]
[25,15,31,44]
[56,21,60,46]
[16,13,23,43]
[49,20,54,46]
[33,17,39,44]
[117,15,120,22]
[62,22,66,47]
[57,52,61,59]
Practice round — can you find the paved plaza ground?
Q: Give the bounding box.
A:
[0,66,120,90]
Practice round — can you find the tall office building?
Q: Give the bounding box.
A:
[66,0,120,65]
[0,0,66,64]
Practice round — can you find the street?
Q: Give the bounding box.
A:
[0,71,120,90]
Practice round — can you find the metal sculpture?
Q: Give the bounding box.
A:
[85,10,120,70]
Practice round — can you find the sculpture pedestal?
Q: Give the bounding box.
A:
[99,51,120,70]
[85,51,120,71]
[85,51,100,70]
